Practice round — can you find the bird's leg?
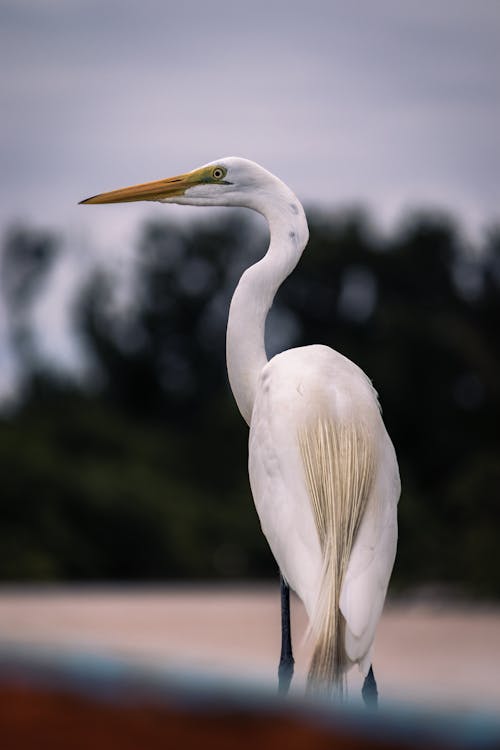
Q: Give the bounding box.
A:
[362,665,378,708]
[278,573,294,694]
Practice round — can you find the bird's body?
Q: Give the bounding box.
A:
[249,344,399,678]
[81,156,400,697]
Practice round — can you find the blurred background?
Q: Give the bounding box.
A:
[0,5,500,747]
[0,1,500,727]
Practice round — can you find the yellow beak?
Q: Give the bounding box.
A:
[79,169,204,205]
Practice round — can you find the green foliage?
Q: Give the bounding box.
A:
[0,211,499,595]
[0,386,273,580]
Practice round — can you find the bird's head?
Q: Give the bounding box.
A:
[80,157,284,211]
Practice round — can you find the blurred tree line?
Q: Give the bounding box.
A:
[0,209,499,596]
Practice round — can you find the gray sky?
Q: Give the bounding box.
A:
[0,0,499,404]
[1,0,499,247]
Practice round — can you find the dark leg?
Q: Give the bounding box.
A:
[278,573,294,694]
[362,665,378,708]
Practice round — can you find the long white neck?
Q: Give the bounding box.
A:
[226,186,309,425]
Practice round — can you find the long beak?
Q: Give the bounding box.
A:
[79,170,201,205]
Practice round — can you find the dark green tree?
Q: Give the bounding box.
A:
[0,212,498,595]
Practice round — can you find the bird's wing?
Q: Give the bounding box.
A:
[339,433,400,674]
[249,352,324,616]
[249,344,400,672]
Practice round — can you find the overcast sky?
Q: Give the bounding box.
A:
[0,0,499,404]
[1,0,499,248]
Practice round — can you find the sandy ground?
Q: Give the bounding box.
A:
[0,586,499,713]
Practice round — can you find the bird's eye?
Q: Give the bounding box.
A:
[212,167,225,180]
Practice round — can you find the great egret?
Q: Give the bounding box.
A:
[81,157,400,703]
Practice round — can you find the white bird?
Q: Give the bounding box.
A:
[81,157,400,703]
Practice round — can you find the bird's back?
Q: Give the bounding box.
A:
[249,344,399,681]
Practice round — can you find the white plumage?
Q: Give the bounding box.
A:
[249,345,399,686]
[81,156,400,695]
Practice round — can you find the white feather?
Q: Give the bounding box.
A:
[249,345,399,679]
[88,156,401,692]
